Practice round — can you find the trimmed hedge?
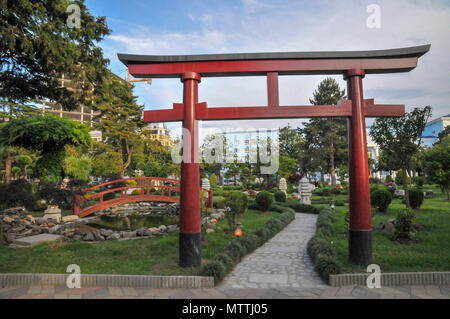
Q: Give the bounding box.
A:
[408,188,424,209]
[370,188,392,212]
[277,200,320,214]
[274,191,287,202]
[214,254,233,272]
[306,207,341,282]
[199,260,226,283]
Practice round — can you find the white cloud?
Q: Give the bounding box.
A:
[104,0,450,138]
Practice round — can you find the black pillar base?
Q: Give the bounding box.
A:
[179,232,202,267]
[349,229,373,266]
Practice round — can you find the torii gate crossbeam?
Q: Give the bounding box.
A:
[119,44,430,267]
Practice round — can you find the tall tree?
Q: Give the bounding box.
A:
[301,78,347,185]
[424,136,450,200]
[93,73,144,177]
[0,114,92,181]
[370,106,432,207]
[0,0,110,114]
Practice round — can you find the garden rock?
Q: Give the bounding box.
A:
[159,225,167,232]
[83,232,95,241]
[122,231,136,239]
[167,225,179,233]
[107,232,120,240]
[136,228,152,236]
[93,232,105,241]
[100,229,113,237]
[62,215,79,223]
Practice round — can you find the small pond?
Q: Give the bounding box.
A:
[88,214,179,231]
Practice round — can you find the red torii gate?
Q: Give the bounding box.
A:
[119,44,430,267]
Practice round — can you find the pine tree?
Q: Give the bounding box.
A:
[301,78,347,186]
[93,73,144,177]
[0,0,110,114]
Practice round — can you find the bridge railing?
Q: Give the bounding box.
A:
[73,177,213,216]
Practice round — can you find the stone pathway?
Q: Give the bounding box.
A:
[218,213,326,290]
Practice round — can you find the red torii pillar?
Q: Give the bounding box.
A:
[119,44,430,267]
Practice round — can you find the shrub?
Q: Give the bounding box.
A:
[265,218,284,233]
[239,234,259,253]
[316,220,333,236]
[213,196,226,209]
[394,209,415,239]
[307,236,330,261]
[199,260,226,283]
[370,189,392,212]
[395,169,411,186]
[210,173,218,187]
[225,191,248,231]
[248,189,256,198]
[254,227,272,242]
[103,191,117,201]
[131,189,142,195]
[224,240,246,261]
[408,188,424,209]
[278,201,320,214]
[255,191,274,212]
[274,191,287,202]
[126,180,137,187]
[320,187,331,196]
[314,254,342,282]
[331,187,342,195]
[214,254,233,272]
[369,177,380,184]
[334,200,345,206]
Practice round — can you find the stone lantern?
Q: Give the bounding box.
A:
[201,177,211,191]
[298,177,313,205]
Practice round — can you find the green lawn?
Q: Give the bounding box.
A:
[0,209,277,275]
[321,184,450,273]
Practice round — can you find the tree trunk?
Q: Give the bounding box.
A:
[233,174,237,186]
[320,170,325,183]
[5,155,12,184]
[403,168,410,208]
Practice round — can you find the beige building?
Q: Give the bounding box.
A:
[144,122,174,147]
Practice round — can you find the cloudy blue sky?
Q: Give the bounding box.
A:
[86,0,450,140]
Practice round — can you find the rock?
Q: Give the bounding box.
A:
[43,213,61,223]
[47,222,56,228]
[148,227,161,235]
[383,222,395,234]
[167,225,179,233]
[3,217,14,224]
[136,228,152,236]
[122,231,136,239]
[10,226,26,233]
[93,232,105,241]
[75,227,91,236]
[83,232,95,241]
[2,207,26,215]
[394,189,405,197]
[206,222,216,229]
[158,225,167,232]
[34,217,45,225]
[19,229,33,237]
[107,232,120,240]
[73,234,83,241]
[7,233,16,242]
[206,229,215,234]
[62,215,79,223]
[100,229,113,237]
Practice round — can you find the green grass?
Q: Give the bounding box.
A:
[326,184,450,273]
[0,209,277,275]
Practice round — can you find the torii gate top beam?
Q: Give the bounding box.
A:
[119,45,430,78]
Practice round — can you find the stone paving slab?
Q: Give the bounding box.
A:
[12,234,61,247]
[218,213,325,290]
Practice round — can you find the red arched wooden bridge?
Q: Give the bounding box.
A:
[73,177,213,218]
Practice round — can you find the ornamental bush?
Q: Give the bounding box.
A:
[265,218,284,233]
[214,254,233,272]
[394,209,415,239]
[274,191,287,202]
[255,191,274,212]
[224,240,246,261]
[314,254,342,282]
[199,260,226,283]
[408,188,424,209]
[239,233,259,254]
[370,189,392,212]
[225,191,248,231]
